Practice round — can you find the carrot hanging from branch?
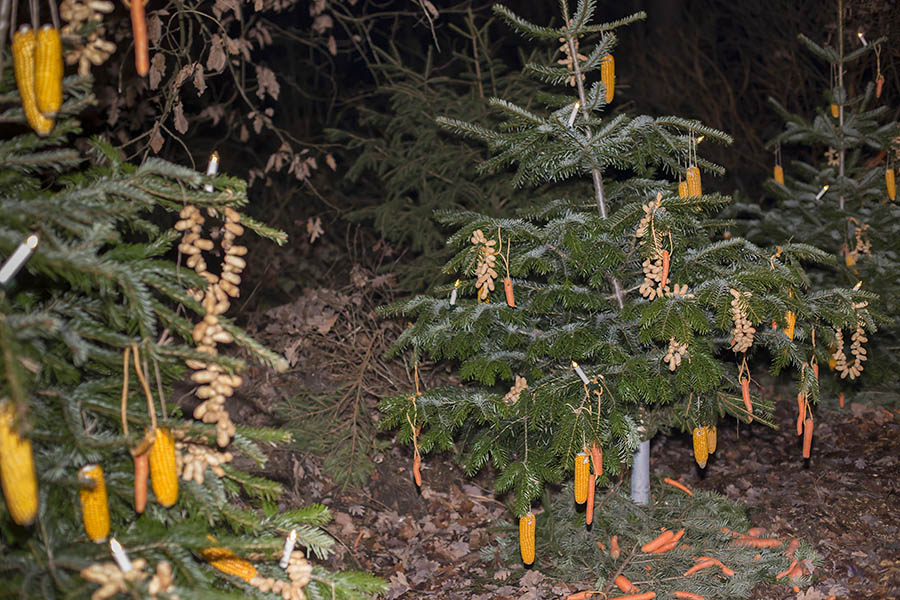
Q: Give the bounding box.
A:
[130,0,149,76]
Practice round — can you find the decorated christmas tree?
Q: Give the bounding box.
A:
[380,0,873,566]
[748,4,898,397]
[0,61,384,598]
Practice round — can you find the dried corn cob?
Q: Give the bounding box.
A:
[686,166,702,196]
[601,54,615,103]
[574,452,590,504]
[0,405,38,526]
[35,25,63,116]
[201,547,258,582]
[519,512,536,564]
[149,428,178,507]
[887,167,896,200]
[774,164,784,185]
[12,26,54,136]
[706,425,717,454]
[830,103,839,118]
[678,180,688,197]
[79,465,110,542]
[692,426,708,468]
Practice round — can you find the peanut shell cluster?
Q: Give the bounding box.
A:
[729,288,755,353]
[664,338,688,371]
[249,551,313,600]
[471,229,498,301]
[176,440,233,484]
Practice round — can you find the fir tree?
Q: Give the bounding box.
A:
[0,69,384,598]
[746,7,898,396]
[380,0,871,564]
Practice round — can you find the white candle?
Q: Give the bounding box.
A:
[279,529,297,569]
[567,101,580,127]
[571,361,590,385]
[110,538,133,572]
[204,152,219,193]
[857,32,867,46]
[815,184,829,200]
[0,234,38,285]
[449,280,460,306]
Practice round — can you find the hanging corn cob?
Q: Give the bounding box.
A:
[706,425,717,454]
[519,512,536,564]
[0,405,39,526]
[784,311,797,340]
[686,166,702,196]
[678,180,688,197]
[886,167,896,200]
[600,54,614,103]
[574,452,590,504]
[148,428,178,507]
[774,164,784,185]
[12,26,55,136]
[692,426,708,468]
[78,465,110,542]
[201,547,259,582]
[34,24,63,116]
[830,103,839,118]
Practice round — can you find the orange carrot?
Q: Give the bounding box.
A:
[785,539,799,557]
[641,529,675,553]
[793,585,800,593]
[610,535,621,559]
[796,393,805,436]
[412,453,422,487]
[719,565,735,577]
[692,555,732,575]
[812,361,819,380]
[664,477,693,496]
[752,553,761,560]
[596,540,607,551]
[566,592,593,600]
[721,527,745,538]
[684,559,717,576]
[839,392,845,408]
[740,375,752,421]
[586,474,596,525]
[504,277,515,307]
[614,575,636,593]
[733,537,781,549]
[131,0,149,76]
[771,319,778,330]
[610,593,655,600]
[659,250,670,289]
[788,564,804,580]
[133,451,149,514]
[672,529,685,542]
[674,593,705,600]
[650,539,680,553]
[746,527,766,537]
[590,442,603,476]
[776,559,798,579]
[802,417,813,458]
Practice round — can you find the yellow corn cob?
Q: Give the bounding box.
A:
[678,180,688,197]
[886,167,896,200]
[830,103,839,118]
[78,465,110,542]
[784,311,796,340]
[573,452,590,504]
[601,54,615,104]
[149,428,178,507]
[706,425,717,454]
[0,405,38,526]
[35,25,63,116]
[845,253,857,267]
[692,426,708,468]
[686,166,702,196]
[11,26,54,136]
[519,512,535,565]
[774,164,784,185]
[201,547,258,582]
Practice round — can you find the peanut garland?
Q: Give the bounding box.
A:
[80,560,178,600]
[60,0,116,76]
[470,229,498,302]
[729,288,755,353]
[844,219,871,266]
[636,195,693,301]
[176,204,247,447]
[833,301,869,380]
[248,551,313,600]
[503,375,528,405]
[175,439,233,485]
[557,27,586,87]
[664,338,688,371]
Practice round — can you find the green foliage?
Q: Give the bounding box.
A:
[734,26,899,400]
[380,0,867,525]
[0,72,384,598]
[482,481,817,598]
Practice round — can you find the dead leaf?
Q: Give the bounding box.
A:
[795,587,827,600]
[327,35,337,56]
[307,216,324,244]
[147,14,162,45]
[313,14,333,33]
[256,65,280,100]
[422,0,439,19]
[149,127,164,153]
[193,65,207,95]
[173,101,188,134]
[207,36,227,72]
[519,569,545,588]
[332,511,356,537]
[325,153,337,171]
[386,572,410,600]
[149,53,166,90]
[174,64,192,89]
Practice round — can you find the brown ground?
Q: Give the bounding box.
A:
[232,255,900,600]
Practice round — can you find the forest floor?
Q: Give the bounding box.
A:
[229,255,900,600]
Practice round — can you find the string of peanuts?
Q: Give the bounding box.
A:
[80,559,177,600]
[175,204,248,447]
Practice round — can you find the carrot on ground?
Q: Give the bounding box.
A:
[746,527,766,537]
[733,537,781,549]
[721,527,745,538]
[610,535,621,559]
[664,477,693,496]
[674,592,705,600]
[614,575,636,593]
[610,593,655,600]
[596,540,607,551]
[684,559,717,576]
[641,529,675,553]
[776,559,798,580]
[785,539,799,558]
[566,592,594,600]
[693,555,732,575]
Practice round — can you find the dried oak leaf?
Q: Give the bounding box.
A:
[207,36,227,72]
[173,101,188,134]
[307,216,324,244]
[149,53,166,90]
